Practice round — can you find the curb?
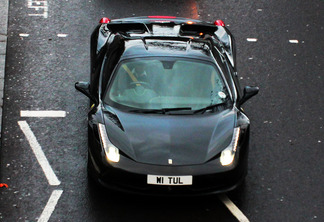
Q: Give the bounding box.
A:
[0,0,9,138]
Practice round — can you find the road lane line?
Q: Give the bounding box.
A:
[19,33,30,37]
[57,34,68,38]
[38,190,63,222]
[18,121,61,186]
[246,38,258,42]
[27,0,48,18]
[21,110,66,117]
[218,194,250,222]
[289,39,299,44]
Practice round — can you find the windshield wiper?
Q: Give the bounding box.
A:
[193,102,228,114]
[129,107,192,114]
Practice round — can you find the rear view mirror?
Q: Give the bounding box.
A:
[239,86,259,106]
[75,82,98,105]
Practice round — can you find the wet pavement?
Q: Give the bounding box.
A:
[0,0,323,221]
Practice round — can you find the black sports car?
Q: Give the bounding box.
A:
[75,16,259,196]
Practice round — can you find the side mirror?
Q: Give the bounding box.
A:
[239,86,259,106]
[75,81,98,105]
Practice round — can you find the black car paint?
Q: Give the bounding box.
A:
[104,108,235,165]
[76,16,258,195]
[86,106,251,196]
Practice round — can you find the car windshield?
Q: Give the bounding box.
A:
[104,57,231,111]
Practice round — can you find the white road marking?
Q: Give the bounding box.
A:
[21,110,66,118]
[289,39,299,44]
[247,38,258,42]
[38,190,63,222]
[19,33,30,37]
[27,0,48,18]
[18,121,61,186]
[57,34,68,38]
[218,194,250,222]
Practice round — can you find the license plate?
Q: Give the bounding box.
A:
[147,175,192,185]
[152,25,180,36]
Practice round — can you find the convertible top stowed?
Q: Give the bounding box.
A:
[75,16,258,196]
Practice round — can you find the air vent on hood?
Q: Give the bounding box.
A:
[106,112,124,131]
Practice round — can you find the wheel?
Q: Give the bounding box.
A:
[87,152,95,180]
[227,178,246,204]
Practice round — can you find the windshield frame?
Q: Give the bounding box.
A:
[103,56,233,112]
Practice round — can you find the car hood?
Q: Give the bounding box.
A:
[103,108,236,165]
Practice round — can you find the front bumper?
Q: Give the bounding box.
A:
[88,143,248,196]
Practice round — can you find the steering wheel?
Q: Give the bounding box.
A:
[129,81,151,88]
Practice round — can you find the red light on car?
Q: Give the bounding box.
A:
[148,16,177,19]
[187,21,194,25]
[214,20,225,27]
[100,17,111,24]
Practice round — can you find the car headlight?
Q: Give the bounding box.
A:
[98,123,120,163]
[220,127,240,166]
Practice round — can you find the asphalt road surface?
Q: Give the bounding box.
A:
[0,0,323,221]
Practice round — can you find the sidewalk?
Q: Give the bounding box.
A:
[0,0,9,138]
